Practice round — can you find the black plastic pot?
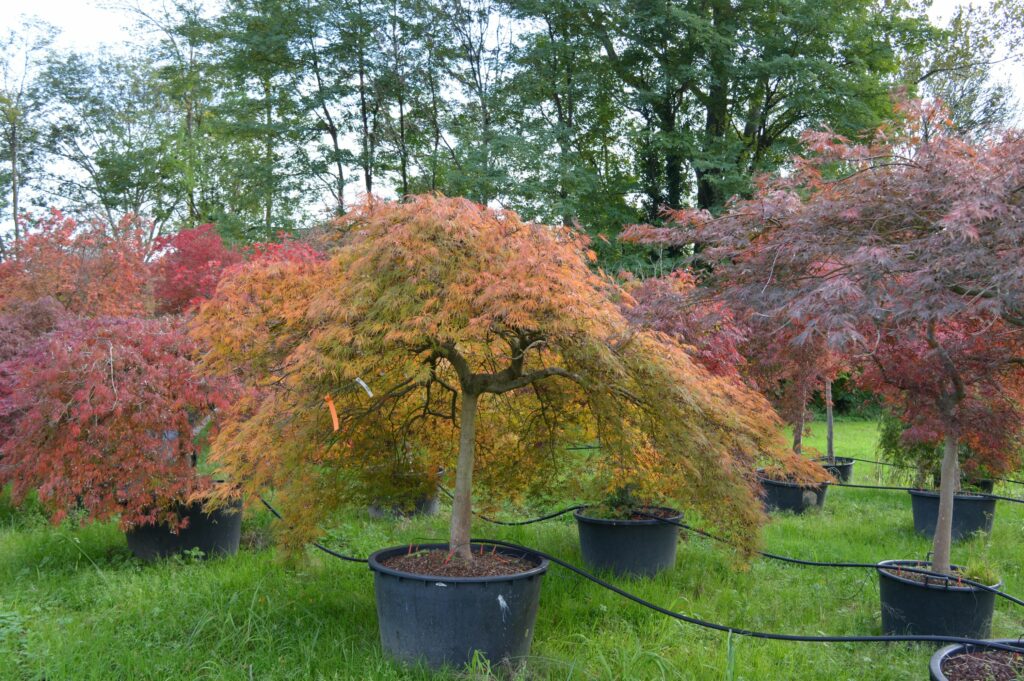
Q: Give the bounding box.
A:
[929,638,1024,680]
[125,497,243,561]
[908,490,997,541]
[758,474,827,513]
[965,478,995,494]
[368,491,439,519]
[877,559,999,639]
[574,507,681,577]
[368,543,547,669]
[813,456,854,483]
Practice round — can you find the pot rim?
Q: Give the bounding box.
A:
[876,559,1001,592]
[368,542,549,583]
[573,506,683,526]
[907,489,995,501]
[811,456,854,465]
[930,638,1024,681]
[756,471,828,490]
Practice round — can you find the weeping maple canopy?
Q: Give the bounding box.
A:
[0,316,229,529]
[194,195,819,555]
[623,101,1024,573]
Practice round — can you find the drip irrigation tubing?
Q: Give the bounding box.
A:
[473,537,1024,652]
[256,495,1024,654]
[637,512,1024,609]
[258,496,368,563]
[435,488,1024,609]
[820,480,1024,504]
[435,487,584,525]
[840,456,1024,487]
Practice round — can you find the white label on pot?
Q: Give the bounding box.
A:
[434,582,447,587]
[497,594,510,622]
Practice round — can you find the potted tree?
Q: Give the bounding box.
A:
[623,100,1024,639]
[0,315,240,561]
[929,638,1024,680]
[193,195,823,669]
[621,273,832,514]
[876,413,1007,540]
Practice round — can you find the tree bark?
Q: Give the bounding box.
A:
[825,379,835,464]
[792,385,806,455]
[931,431,961,575]
[11,117,19,244]
[449,391,479,561]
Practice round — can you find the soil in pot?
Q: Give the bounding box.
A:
[369,543,547,669]
[125,496,243,561]
[931,640,1024,681]
[908,490,996,540]
[877,559,1000,639]
[758,472,827,513]
[813,456,854,483]
[574,506,681,578]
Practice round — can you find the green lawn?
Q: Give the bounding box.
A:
[2,420,1023,680]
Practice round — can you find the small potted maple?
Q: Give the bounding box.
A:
[194,195,820,669]
[628,101,1024,641]
[0,315,240,561]
[876,413,1007,540]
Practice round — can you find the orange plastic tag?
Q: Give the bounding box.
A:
[324,394,340,432]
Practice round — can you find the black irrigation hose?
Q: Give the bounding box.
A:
[258,494,1024,653]
[639,513,1024,610]
[822,480,1024,505]
[841,456,1024,487]
[435,487,585,525]
[472,537,1024,653]
[258,496,368,563]
[431,487,1024,609]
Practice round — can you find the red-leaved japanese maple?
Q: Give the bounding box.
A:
[0,210,150,316]
[150,224,243,315]
[623,101,1024,574]
[0,316,231,529]
[622,271,747,378]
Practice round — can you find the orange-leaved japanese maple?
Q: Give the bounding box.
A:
[194,195,821,561]
[623,101,1024,574]
[0,316,231,529]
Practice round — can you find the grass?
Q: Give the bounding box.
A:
[2,419,1023,680]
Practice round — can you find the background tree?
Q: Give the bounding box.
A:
[193,195,823,561]
[150,224,243,315]
[39,52,183,240]
[0,18,55,251]
[623,101,1024,574]
[0,210,151,316]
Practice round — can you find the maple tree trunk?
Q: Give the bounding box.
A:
[449,391,479,561]
[825,379,835,464]
[931,431,960,575]
[792,385,806,455]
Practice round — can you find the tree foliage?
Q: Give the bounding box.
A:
[624,101,1024,572]
[150,223,243,315]
[0,316,230,529]
[0,209,150,316]
[194,194,822,558]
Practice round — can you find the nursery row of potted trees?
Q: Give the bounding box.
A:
[2,100,1023,679]
[625,101,1024,677]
